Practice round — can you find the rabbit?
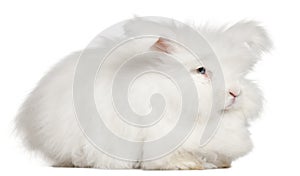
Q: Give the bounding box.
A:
[15,18,272,170]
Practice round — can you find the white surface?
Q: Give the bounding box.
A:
[0,0,299,175]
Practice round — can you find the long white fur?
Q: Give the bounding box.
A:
[15,19,272,169]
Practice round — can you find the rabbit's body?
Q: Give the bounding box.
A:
[16,19,271,169]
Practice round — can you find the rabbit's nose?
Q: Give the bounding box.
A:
[229,89,240,98]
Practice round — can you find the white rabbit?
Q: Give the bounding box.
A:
[15,19,272,169]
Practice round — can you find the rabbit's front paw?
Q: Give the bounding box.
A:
[171,160,204,170]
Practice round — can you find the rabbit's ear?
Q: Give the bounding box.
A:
[225,21,272,55]
[151,38,174,53]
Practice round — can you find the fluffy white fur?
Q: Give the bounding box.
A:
[15,19,272,169]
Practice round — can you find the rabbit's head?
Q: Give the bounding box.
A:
[149,21,272,120]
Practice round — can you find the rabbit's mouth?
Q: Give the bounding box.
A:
[224,98,237,110]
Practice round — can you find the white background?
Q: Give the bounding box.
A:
[1,0,299,175]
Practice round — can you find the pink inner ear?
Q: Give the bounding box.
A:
[151,38,172,53]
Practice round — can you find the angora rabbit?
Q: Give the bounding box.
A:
[15,18,272,170]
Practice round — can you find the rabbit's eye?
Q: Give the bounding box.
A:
[197,67,206,74]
